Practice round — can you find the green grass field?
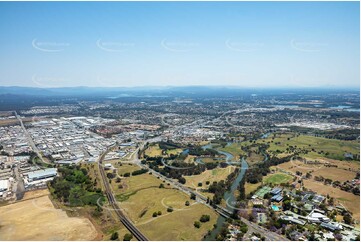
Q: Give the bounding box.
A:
[137,203,217,241]
[112,172,219,240]
[116,163,140,176]
[263,173,293,185]
[218,143,246,160]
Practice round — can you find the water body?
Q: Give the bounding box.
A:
[261,132,271,139]
[204,157,249,240]
[200,143,241,165]
[330,105,352,109]
[181,148,189,156]
[346,108,360,112]
[272,105,299,109]
[202,142,249,240]
[330,105,360,113]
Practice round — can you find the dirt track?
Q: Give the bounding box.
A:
[0,192,98,241]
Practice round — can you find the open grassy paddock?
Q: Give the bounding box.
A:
[115,163,140,176]
[273,159,358,183]
[145,144,163,157]
[110,171,218,240]
[137,203,217,241]
[245,181,262,195]
[247,151,265,165]
[184,166,236,191]
[260,133,359,161]
[166,148,183,156]
[218,143,246,161]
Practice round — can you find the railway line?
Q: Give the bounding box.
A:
[97,146,148,241]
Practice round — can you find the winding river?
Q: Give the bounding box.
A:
[202,143,249,240]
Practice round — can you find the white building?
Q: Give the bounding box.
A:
[0,179,9,192]
[26,168,57,182]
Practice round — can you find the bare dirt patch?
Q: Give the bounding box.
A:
[21,189,50,201]
[0,195,99,241]
[274,159,358,182]
[312,167,356,183]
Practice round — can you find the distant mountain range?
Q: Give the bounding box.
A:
[0,86,358,98]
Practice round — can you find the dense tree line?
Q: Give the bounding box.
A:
[50,165,104,206]
[158,141,181,150]
[246,154,293,184]
[208,168,240,205]
[131,168,149,176]
[188,146,219,157]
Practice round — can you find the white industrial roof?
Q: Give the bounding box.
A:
[0,179,8,190]
[27,168,57,180]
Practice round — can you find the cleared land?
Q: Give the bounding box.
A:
[0,118,19,126]
[274,159,358,183]
[312,167,356,183]
[0,193,98,241]
[112,170,218,240]
[145,144,163,157]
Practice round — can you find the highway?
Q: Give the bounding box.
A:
[97,146,148,241]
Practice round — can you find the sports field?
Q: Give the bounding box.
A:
[254,186,272,198]
[264,172,293,185]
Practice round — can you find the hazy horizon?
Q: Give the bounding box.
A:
[0,84,360,90]
[0,1,360,88]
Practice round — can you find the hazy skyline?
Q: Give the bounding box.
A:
[0,1,359,88]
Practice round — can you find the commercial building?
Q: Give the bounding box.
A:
[0,179,9,192]
[26,168,57,182]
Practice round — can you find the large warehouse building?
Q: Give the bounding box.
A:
[26,168,57,182]
[0,179,9,192]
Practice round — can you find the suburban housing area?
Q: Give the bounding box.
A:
[0,88,359,241]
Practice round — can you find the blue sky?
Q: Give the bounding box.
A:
[0,1,359,88]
